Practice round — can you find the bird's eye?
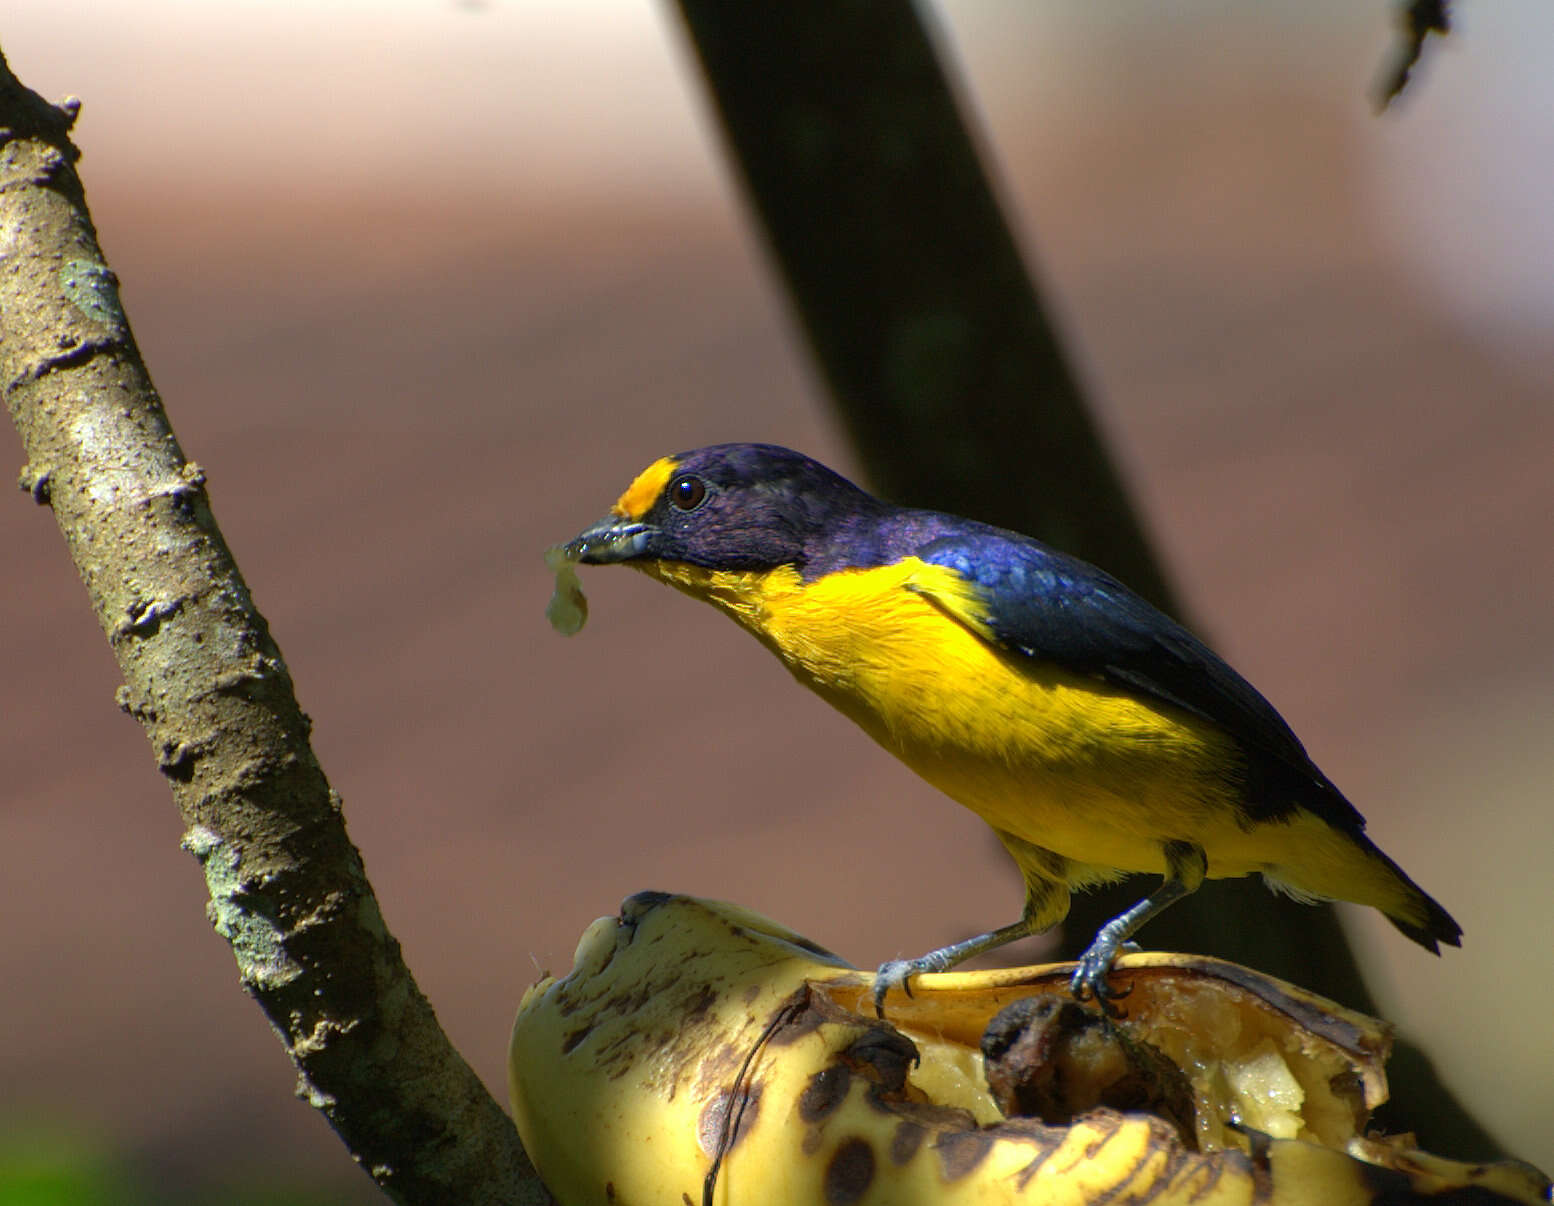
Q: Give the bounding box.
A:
[669,474,708,511]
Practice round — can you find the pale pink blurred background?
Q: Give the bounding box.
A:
[3,2,1552,1198]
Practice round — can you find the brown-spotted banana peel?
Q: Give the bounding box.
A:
[508,893,1550,1205]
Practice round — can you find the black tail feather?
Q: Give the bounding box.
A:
[1387,890,1463,955]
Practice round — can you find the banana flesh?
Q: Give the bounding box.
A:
[509,893,1550,1205]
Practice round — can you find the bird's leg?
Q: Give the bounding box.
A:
[874,841,1070,1017]
[873,918,1037,1017]
[1072,841,1207,1010]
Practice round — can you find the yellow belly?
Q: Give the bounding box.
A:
[642,556,1287,882]
[782,608,1257,879]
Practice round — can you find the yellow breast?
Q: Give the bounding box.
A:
[637,557,1261,877]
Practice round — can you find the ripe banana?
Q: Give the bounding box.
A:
[508,892,1550,1205]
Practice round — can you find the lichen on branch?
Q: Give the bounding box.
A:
[0,48,544,1206]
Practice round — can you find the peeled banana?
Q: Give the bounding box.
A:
[508,892,1550,1205]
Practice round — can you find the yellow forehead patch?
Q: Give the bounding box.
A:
[611,455,679,520]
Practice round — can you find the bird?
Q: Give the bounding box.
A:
[559,442,1461,1012]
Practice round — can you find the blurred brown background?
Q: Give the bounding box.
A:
[3,1,1552,1199]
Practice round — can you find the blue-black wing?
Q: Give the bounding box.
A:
[910,523,1365,832]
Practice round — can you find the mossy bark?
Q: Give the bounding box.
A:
[0,49,545,1206]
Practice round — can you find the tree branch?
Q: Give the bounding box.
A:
[0,48,546,1206]
[671,2,1175,614]
[1376,0,1451,110]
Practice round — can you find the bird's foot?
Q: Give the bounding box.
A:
[1069,930,1133,1018]
[872,956,940,1018]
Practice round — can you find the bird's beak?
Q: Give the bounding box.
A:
[563,516,656,564]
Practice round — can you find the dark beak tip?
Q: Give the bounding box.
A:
[568,518,654,565]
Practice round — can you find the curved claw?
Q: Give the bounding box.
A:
[872,958,923,1018]
[1069,936,1133,1018]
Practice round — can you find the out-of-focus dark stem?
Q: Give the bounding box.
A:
[668,0,1499,1159]
[672,3,1171,608]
